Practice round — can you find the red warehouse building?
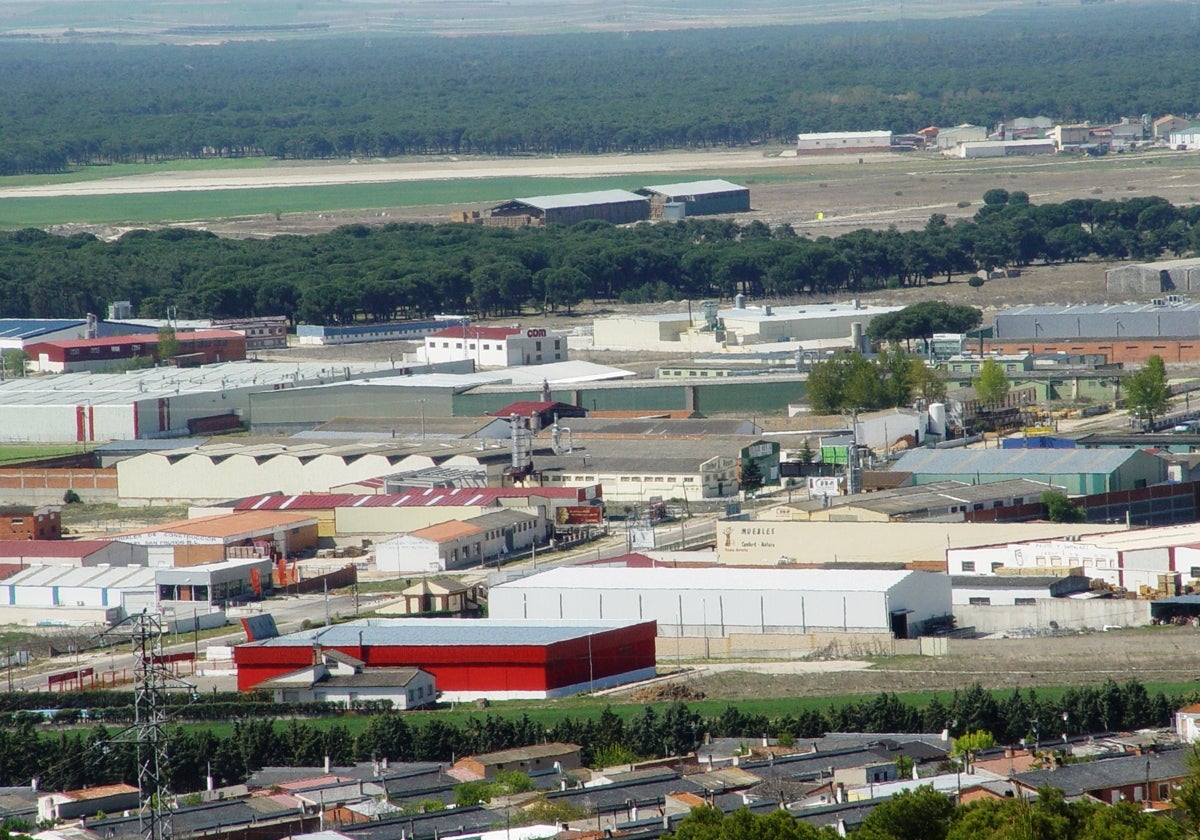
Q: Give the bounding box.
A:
[27,330,247,373]
[234,618,657,701]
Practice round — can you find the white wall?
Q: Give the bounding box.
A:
[489,575,950,636]
[375,535,444,575]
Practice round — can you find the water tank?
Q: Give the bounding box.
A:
[929,403,948,437]
[734,293,746,309]
[850,322,864,353]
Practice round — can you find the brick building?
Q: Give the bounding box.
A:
[0,505,61,540]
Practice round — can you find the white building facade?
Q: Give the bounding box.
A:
[423,326,568,368]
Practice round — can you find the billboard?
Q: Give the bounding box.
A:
[807,476,844,498]
[556,505,604,525]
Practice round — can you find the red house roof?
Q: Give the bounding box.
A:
[30,330,243,351]
[0,540,112,558]
[428,326,521,341]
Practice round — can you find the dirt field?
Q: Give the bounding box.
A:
[681,628,1200,700]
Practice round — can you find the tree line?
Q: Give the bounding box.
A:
[0,680,1176,794]
[3,3,1200,173]
[2,193,1199,324]
[670,785,1198,840]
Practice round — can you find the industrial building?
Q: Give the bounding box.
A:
[954,139,1056,158]
[993,302,1200,340]
[373,509,545,574]
[26,329,247,373]
[486,190,650,227]
[0,360,407,443]
[795,131,893,153]
[1105,258,1200,295]
[528,437,759,501]
[785,479,1066,523]
[236,360,633,434]
[0,565,155,626]
[489,567,951,640]
[0,505,60,540]
[948,522,1200,594]
[421,325,568,368]
[156,558,275,606]
[592,299,900,350]
[889,448,1167,495]
[297,317,467,346]
[108,511,318,566]
[934,124,988,150]
[0,539,145,567]
[635,180,750,219]
[0,318,156,352]
[258,651,436,709]
[222,487,596,539]
[717,518,1124,566]
[950,575,1091,606]
[234,618,658,700]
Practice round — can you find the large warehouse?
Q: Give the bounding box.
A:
[796,131,892,153]
[993,302,1200,340]
[234,618,658,700]
[889,448,1167,495]
[0,360,405,443]
[487,190,650,226]
[488,567,951,640]
[636,180,750,218]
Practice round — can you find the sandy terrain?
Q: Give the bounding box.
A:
[679,628,1200,699]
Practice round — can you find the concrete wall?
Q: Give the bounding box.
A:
[953,598,1152,634]
[0,468,118,505]
[656,632,917,660]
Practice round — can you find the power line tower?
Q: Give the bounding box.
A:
[104,610,196,840]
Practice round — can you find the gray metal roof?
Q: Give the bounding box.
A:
[509,189,647,210]
[1000,301,1200,316]
[793,478,1063,515]
[638,179,747,198]
[1014,749,1190,797]
[248,618,647,648]
[891,447,1150,476]
[466,509,538,529]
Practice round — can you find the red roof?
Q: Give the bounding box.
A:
[29,330,244,351]
[428,326,521,341]
[0,540,112,558]
[234,487,598,511]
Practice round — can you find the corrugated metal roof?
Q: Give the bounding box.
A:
[0,540,112,559]
[4,565,154,588]
[891,447,1146,475]
[409,520,483,542]
[510,189,647,210]
[493,566,921,594]
[0,319,85,340]
[111,510,315,539]
[247,618,650,648]
[638,179,747,198]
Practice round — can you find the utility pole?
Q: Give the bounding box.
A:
[102,611,197,840]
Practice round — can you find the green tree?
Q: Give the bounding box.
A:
[973,358,1010,405]
[1124,354,1170,426]
[156,325,179,363]
[951,730,995,757]
[1042,491,1085,523]
[855,786,955,840]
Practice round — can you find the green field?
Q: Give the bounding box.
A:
[0,443,93,466]
[0,173,703,228]
[169,679,1200,739]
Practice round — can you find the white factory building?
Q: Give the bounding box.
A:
[421,325,569,368]
[947,522,1200,593]
[591,299,900,351]
[488,566,951,639]
[0,565,156,626]
[0,360,407,443]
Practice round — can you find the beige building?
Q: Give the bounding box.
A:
[118,441,508,505]
[591,300,900,351]
[718,518,1126,567]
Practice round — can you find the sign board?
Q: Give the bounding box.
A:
[628,525,655,550]
[557,505,604,525]
[807,476,843,498]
